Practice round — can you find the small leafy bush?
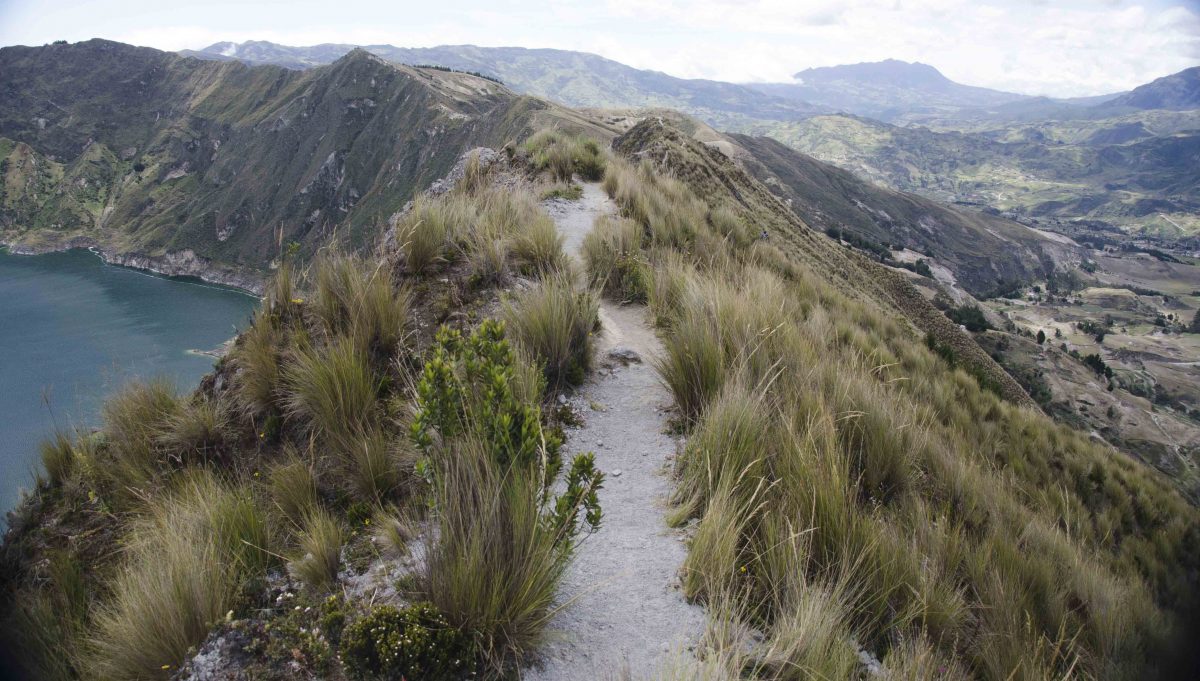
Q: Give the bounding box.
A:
[945,304,992,332]
[341,603,476,681]
[411,320,603,666]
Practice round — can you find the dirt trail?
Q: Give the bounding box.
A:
[524,184,704,680]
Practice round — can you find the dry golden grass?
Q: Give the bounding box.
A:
[600,137,1200,679]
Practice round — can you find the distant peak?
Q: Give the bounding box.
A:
[793,59,950,87]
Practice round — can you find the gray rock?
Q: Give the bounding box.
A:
[607,347,642,364]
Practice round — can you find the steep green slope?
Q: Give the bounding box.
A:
[0,40,612,282]
[725,132,1074,295]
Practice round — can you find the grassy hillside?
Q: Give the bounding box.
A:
[0,145,613,680]
[725,132,1074,296]
[602,119,1200,679]
[752,113,1200,239]
[0,40,615,277]
[1,116,1198,680]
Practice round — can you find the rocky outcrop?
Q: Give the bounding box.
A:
[99,249,264,295]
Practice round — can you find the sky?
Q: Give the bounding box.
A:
[0,0,1197,97]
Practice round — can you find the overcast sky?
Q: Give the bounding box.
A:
[0,0,1197,97]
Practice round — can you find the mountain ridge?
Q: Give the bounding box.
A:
[0,39,612,277]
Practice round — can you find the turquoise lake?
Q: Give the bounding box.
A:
[0,248,258,518]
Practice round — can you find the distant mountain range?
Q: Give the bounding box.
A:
[182,41,820,132]
[181,41,1191,128]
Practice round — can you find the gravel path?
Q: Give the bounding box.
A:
[523,183,705,680]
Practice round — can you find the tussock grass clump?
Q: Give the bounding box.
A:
[155,396,234,465]
[393,195,474,273]
[463,189,567,283]
[231,309,284,415]
[312,251,412,358]
[269,453,320,526]
[581,214,649,302]
[290,507,344,590]
[423,439,568,665]
[601,137,1200,678]
[655,308,727,422]
[510,211,566,276]
[523,130,607,182]
[283,339,379,445]
[86,473,272,680]
[602,156,707,249]
[503,274,599,389]
[342,425,403,503]
[96,377,181,493]
[465,224,511,286]
[39,431,78,486]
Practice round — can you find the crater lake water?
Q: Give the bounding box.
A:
[0,248,258,518]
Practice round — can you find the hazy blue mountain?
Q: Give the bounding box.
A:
[747,59,1029,121]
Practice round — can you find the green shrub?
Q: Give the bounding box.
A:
[341,603,476,681]
[412,322,558,470]
[945,304,991,332]
[502,274,598,389]
[412,320,603,667]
